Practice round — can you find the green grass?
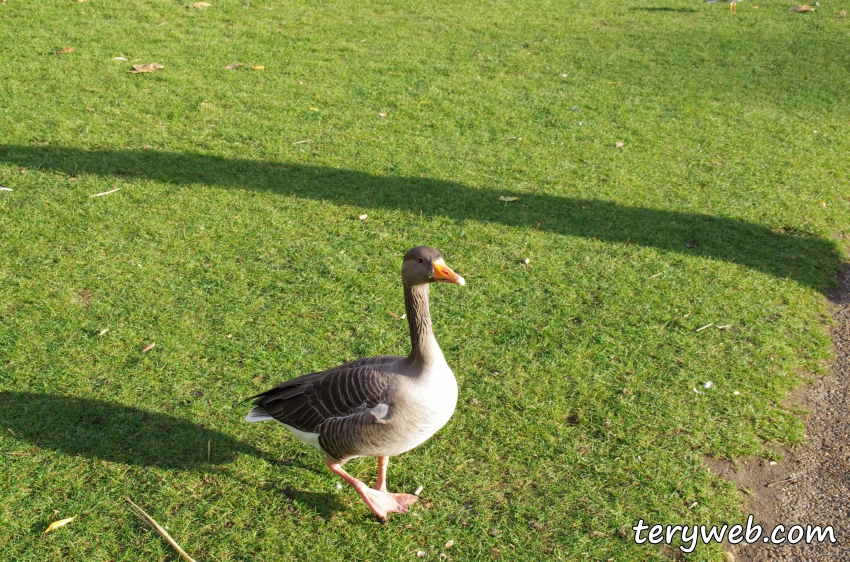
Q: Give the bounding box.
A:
[1,0,848,559]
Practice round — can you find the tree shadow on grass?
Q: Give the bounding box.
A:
[0,391,382,519]
[0,145,840,290]
[0,391,271,470]
[629,7,699,12]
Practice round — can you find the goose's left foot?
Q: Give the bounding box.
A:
[361,487,419,521]
[325,458,419,521]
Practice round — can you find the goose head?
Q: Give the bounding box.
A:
[401,246,465,288]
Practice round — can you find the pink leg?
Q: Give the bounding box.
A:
[325,458,418,521]
[375,456,389,492]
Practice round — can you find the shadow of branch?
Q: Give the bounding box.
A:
[0,145,840,290]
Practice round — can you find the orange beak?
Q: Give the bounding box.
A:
[432,258,466,286]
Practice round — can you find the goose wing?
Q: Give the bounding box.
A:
[250,356,397,434]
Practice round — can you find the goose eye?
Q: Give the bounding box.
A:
[416,257,425,264]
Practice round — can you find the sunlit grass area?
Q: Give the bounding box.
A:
[1,0,848,560]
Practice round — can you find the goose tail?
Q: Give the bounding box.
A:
[245,406,274,423]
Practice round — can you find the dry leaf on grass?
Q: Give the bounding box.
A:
[840,10,847,16]
[791,4,815,11]
[296,313,323,320]
[251,65,265,70]
[223,63,243,70]
[142,342,155,353]
[615,141,624,148]
[113,56,128,61]
[498,196,520,202]
[129,63,164,74]
[56,47,75,54]
[191,1,211,7]
[43,516,76,535]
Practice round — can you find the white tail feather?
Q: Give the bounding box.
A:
[245,406,274,422]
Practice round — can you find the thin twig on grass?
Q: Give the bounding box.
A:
[125,497,197,562]
[89,188,121,197]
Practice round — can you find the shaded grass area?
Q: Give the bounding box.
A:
[1,0,848,560]
[0,145,840,290]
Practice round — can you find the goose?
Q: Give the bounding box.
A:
[245,246,465,520]
[705,0,741,14]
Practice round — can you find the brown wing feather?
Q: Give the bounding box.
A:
[252,357,396,434]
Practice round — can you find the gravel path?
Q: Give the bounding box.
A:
[720,264,850,561]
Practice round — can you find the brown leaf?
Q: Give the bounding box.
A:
[223,63,243,70]
[129,63,165,74]
[142,342,156,353]
[791,4,815,11]
[56,47,75,54]
[498,196,520,202]
[489,548,502,558]
[840,10,847,16]
[191,1,212,7]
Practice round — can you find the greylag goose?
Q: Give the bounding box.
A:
[245,246,465,520]
[705,0,741,14]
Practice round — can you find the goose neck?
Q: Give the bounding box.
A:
[404,283,440,364]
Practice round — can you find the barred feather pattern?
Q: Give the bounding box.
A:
[252,357,397,461]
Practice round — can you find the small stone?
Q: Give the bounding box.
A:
[416,551,426,558]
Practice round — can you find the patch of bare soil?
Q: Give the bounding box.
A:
[706,264,850,561]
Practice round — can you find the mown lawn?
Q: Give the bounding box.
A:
[0,0,848,560]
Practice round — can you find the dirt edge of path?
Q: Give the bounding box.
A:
[703,264,849,562]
